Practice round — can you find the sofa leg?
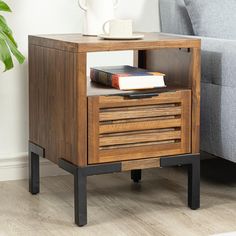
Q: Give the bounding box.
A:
[74,170,87,227]
[188,158,200,210]
[131,169,142,183]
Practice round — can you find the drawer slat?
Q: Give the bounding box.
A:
[99,92,183,108]
[100,130,181,146]
[101,104,177,112]
[100,106,181,121]
[100,118,181,134]
[100,128,176,137]
[100,142,183,162]
[99,140,176,150]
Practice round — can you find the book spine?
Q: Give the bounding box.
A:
[111,75,120,89]
[90,68,118,88]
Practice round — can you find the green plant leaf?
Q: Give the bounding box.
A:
[0,15,13,35]
[0,15,17,48]
[4,31,17,47]
[0,1,11,12]
[0,1,24,71]
[0,31,25,64]
[0,37,13,71]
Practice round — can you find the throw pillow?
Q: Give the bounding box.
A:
[184,0,236,39]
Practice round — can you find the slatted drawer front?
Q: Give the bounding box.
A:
[88,90,191,164]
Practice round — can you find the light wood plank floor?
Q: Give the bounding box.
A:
[0,159,235,236]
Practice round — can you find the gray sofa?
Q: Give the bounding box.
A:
[159,0,236,163]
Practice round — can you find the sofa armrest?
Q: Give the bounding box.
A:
[200,37,236,87]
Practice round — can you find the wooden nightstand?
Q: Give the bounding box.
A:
[28,33,201,226]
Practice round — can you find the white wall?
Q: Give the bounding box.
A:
[0,0,160,181]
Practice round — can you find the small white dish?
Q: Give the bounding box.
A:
[98,33,144,40]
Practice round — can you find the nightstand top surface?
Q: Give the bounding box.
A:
[29,32,200,53]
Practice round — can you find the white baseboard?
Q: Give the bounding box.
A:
[0,153,68,182]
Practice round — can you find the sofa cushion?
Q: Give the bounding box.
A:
[184,0,236,40]
[159,0,194,35]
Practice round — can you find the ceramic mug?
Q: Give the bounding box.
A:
[78,0,120,36]
[103,19,133,37]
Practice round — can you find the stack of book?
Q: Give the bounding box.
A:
[90,65,166,90]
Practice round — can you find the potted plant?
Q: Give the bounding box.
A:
[0,0,25,71]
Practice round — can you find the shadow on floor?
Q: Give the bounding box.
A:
[201,158,236,184]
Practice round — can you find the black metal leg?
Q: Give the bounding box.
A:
[28,142,45,195]
[74,170,87,227]
[29,151,40,194]
[131,169,142,183]
[59,158,121,227]
[59,155,200,227]
[188,158,200,210]
[160,154,200,210]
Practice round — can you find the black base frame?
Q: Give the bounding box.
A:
[29,141,200,227]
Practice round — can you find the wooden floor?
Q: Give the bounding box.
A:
[0,158,235,236]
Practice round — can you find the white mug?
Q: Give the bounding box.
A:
[103,19,133,37]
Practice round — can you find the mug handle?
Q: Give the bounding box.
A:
[78,0,88,11]
[113,0,119,9]
[103,20,111,35]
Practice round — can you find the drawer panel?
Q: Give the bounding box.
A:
[100,129,181,146]
[100,105,181,121]
[88,90,191,164]
[100,118,182,134]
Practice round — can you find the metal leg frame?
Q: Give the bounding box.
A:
[160,154,200,210]
[58,159,121,227]
[29,142,45,195]
[29,142,200,227]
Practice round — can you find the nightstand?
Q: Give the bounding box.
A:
[28,33,201,226]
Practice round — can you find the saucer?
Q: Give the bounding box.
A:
[98,33,144,40]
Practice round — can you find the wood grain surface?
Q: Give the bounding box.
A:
[29,45,87,166]
[121,158,160,171]
[29,32,200,53]
[88,90,192,164]
[29,33,200,168]
[146,47,201,155]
